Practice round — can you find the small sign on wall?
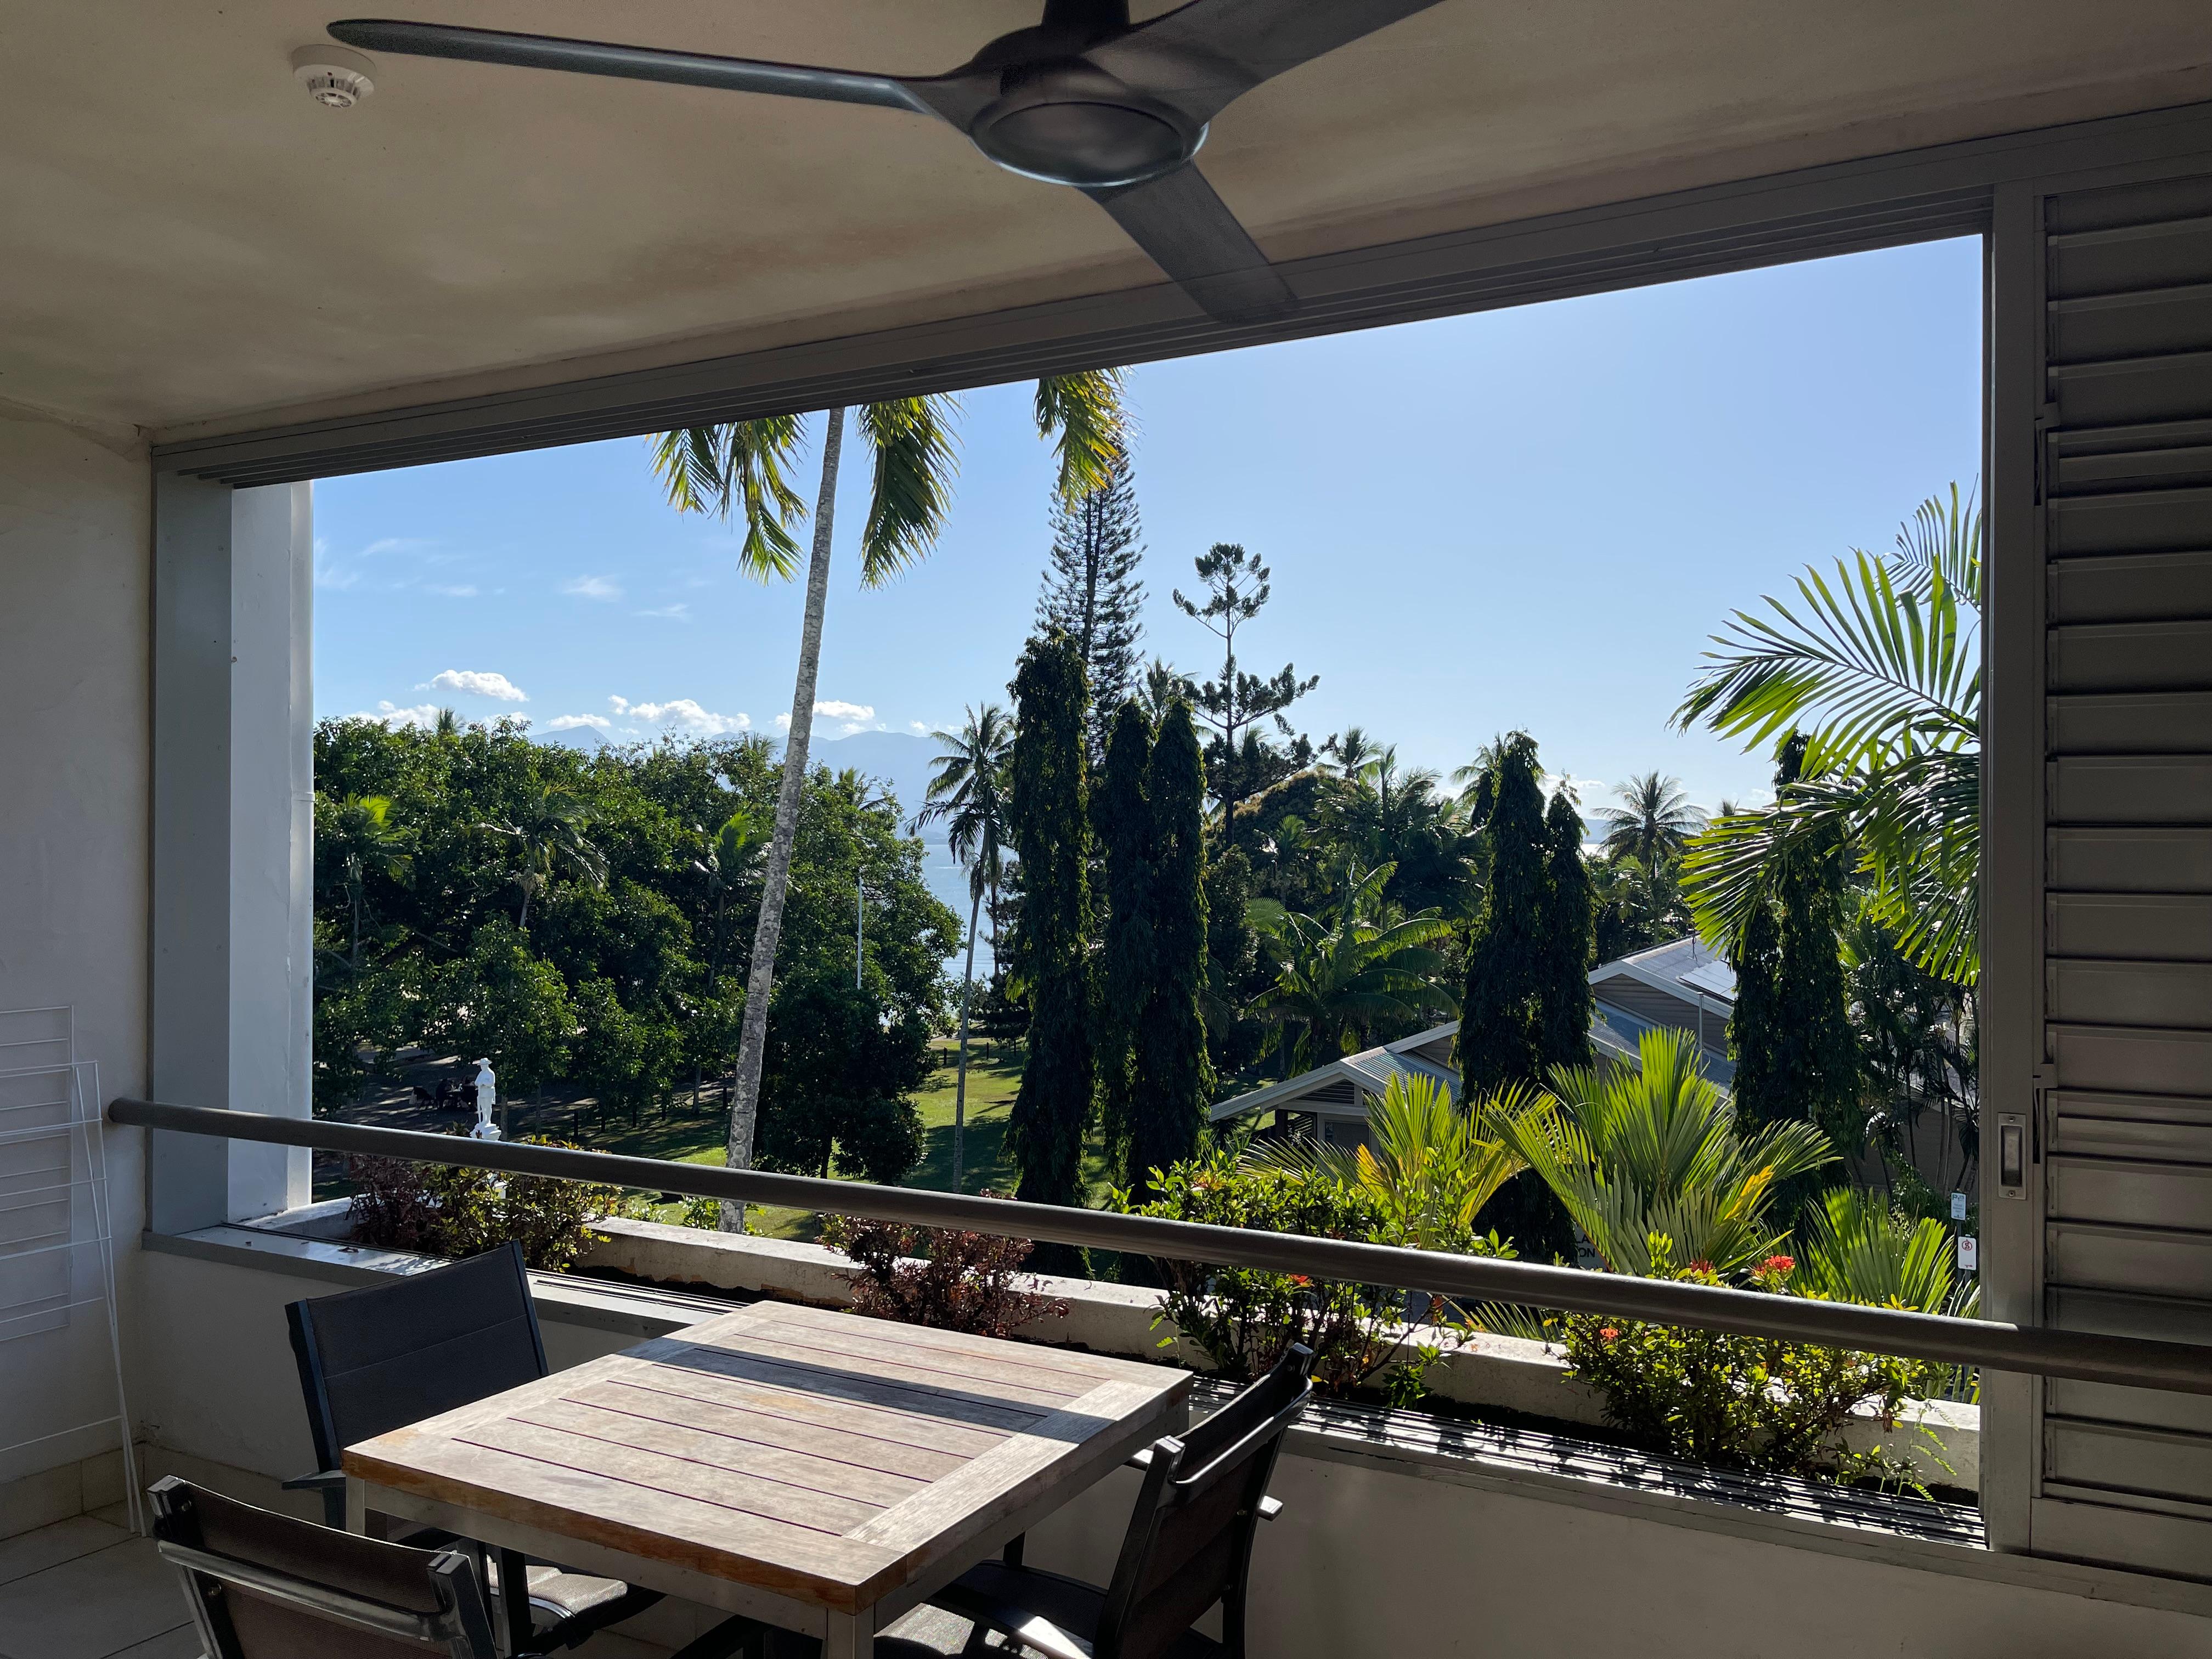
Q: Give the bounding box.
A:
[1950,1191,1968,1221]
[1957,1234,1978,1273]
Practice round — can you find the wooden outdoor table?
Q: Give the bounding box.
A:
[342,1298,1191,1657]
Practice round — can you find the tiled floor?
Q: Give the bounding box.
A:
[0,1511,199,1659]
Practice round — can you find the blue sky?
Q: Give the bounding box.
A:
[314,234,1982,821]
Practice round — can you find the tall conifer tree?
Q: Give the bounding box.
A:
[1538,788,1594,1071]
[1131,701,1214,1199]
[1038,455,1146,763]
[1727,736,1863,1218]
[1459,733,1550,1092]
[1094,701,1154,1172]
[1005,632,1096,1221]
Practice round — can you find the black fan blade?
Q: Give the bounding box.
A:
[1085,166,1296,324]
[1088,0,1451,124]
[327,20,933,115]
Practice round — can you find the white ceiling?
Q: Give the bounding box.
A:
[4,1,2210,439]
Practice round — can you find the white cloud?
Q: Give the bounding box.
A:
[635,603,690,621]
[362,536,432,557]
[608,695,750,736]
[545,713,613,732]
[351,701,441,730]
[1541,771,1604,804]
[908,720,930,735]
[815,699,873,722]
[561,575,623,601]
[427,583,478,599]
[774,712,792,732]
[424,668,527,702]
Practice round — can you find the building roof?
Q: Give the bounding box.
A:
[1214,938,1740,1122]
[1590,935,1736,1011]
[1207,1024,1462,1123]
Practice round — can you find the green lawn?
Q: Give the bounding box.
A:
[589,1038,1038,1240]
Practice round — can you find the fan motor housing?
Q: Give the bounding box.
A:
[969,61,1203,188]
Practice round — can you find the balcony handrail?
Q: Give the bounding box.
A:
[111,1097,2212,1397]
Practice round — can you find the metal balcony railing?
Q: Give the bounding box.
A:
[110,1097,2212,1397]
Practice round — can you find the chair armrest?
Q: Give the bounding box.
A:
[1125,1448,1283,1518]
[934,1581,1092,1659]
[281,1470,346,1492]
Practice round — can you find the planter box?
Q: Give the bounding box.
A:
[577,1216,1977,1491]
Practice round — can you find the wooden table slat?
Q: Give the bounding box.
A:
[568,1379,973,1482]
[633,1340,1057,1430]
[459,1415,885,1535]
[705,1330,1081,1412]
[753,1304,1124,1384]
[516,1394,929,1507]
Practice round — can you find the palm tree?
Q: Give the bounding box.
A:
[1497,1026,1833,1277]
[654,370,1127,1228]
[1597,773,1705,868]
[1246,1070,1558,1256]
[913,704,1014,1193]
[1675,486,1981,983]
[321,793,413,970]
[691,807,765,1108]
[479,789,606,931]
[1250,860,1458,1070]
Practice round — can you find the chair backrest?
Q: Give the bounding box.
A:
[1094,1344,1315,1659]
[150,1476,499,1658]
[287,1242,548,1474]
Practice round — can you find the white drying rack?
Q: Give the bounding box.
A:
[0,1006,141,1533]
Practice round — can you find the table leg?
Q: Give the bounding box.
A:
[822,1606,874,1659]
[344,1476,366,1534]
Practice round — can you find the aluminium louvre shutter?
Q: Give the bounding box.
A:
[2021,160,2212,1578]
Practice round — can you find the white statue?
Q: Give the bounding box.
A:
[469,1057,500,1141]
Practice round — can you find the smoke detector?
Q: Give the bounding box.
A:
[291,45,376,109]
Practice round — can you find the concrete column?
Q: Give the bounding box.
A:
[150,475,314,1231]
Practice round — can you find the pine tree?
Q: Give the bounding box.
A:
[1004,631,1096,1223]
[1201,843,1263,1076]
[1131,700,1214,1200]
[1038,456,1146,763]
[1094,700,1154,1173]
[1172,543,1318,848]
[1459,733,1549,1092]
[1537,787,1594,1071]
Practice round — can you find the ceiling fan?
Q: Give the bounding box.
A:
[328,0,1448,325]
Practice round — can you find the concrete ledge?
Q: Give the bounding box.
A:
[577,1217,1977,1491]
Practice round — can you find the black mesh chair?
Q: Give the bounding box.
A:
[285,1243,662,1653]
[151,1475,503,1658]
[927,1344,1314,1659]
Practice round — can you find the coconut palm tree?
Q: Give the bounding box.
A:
[1497,1026,1833,1277]
[479,788,605,932]
[1675,486,1981,982]
[654,370,1127,1228]
[1250,860,1459,1070]
[1597,773,1705,868]
[913,703,1014,1192]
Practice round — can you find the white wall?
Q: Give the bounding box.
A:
[0,403,152,1493]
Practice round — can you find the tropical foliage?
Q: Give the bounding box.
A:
[1248,860,1457,1071]
[1677,486,1982,984]
[1497,1028,1835,1277]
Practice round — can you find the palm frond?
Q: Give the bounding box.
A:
[1674,548,1978,775]
[1033,369,1130,503]
[857,396,962,584]
[651,416,810,580]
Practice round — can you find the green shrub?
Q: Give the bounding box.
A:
[1559,1249,1950,1491]
[1120,1146,1509,1403]
[347,1132,616,1271]
[821,1204,1069,1338]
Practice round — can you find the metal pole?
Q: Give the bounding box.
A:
[106,1096,2212,1397]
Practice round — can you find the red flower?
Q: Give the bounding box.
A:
[1686,1260,1716,1276]
[1287,1274,1312,1288]
[1760,1254,1796,1276]
[1598,1326,1619,1343]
